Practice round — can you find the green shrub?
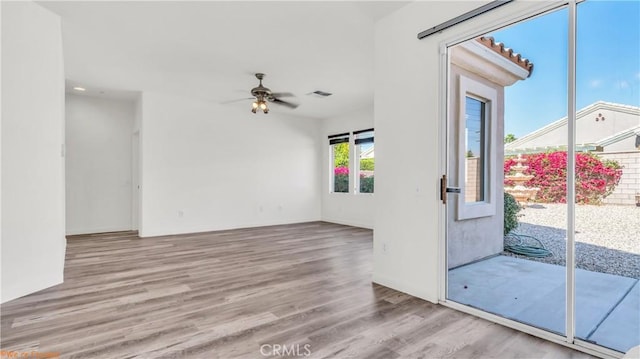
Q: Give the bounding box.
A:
[360,176,374,193]
[334,143,349,167]
[504,192,521,235]
[334,175,349,193]
[360,158,375,171]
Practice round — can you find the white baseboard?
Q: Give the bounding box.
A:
[321,217,373,230]
[66,225,133,236]
[138,218,322,238]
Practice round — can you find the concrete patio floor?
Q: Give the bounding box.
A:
[448,255,640,354]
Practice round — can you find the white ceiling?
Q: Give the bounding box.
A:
[40,1,409,119]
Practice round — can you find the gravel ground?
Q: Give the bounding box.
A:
[502,203,640,279]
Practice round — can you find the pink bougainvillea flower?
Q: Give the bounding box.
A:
[503,151,622,204]
[334,166,349,176]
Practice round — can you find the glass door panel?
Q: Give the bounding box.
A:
[574,0,640,353]
[446,7,569,336]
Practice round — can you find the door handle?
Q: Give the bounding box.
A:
[440,175,460,205]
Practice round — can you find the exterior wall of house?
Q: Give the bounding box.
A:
[507,103,640,151]
[447,64,505,269]
[604,135,638,152]
[600,151,640,205]
[574,106,639,147]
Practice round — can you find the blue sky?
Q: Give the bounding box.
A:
[488,1,640,138]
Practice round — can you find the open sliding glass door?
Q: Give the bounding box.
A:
[441,1,639,357]
[444,3,569,339]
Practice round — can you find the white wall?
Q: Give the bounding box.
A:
[133,94,143,230]
[321,105,375,229]
[139,92,321,237]
[1,2,66,303]
[65,94,135,235]
[133,96,142,132]
[373,1,544,303]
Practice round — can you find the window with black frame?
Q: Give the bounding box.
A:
[328,133,350,193]
[354,129,374,194]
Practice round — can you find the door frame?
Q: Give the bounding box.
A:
[436,1,621,358]
[131,131,140,231]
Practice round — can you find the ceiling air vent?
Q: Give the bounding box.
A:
[307,90,333,98]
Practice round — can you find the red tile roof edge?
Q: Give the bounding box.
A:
[477,36,534,77]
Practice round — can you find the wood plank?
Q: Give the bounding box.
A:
[0,222,594,358]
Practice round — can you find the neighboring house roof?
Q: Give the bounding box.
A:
[361,146,374,159]
[477,36,534,77]
[596,125,640,147]
[506,101,640,152]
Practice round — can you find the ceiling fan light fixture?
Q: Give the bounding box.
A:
[245,73,296,113]
[251,99,268,114]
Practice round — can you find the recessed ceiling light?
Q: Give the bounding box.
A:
[73,87,86,92]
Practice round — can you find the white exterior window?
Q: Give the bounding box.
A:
[457,76,497,220]
[354,129,374,194]
[328,133,350,193]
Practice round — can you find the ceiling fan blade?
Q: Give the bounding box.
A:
[271,98,299,109]
[270,92,294,98]
[220,97,254,105]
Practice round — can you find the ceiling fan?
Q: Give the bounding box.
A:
[224,73,298,114]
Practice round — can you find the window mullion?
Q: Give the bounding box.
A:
[352,135,357,194]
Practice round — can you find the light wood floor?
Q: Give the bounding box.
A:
[1,222,594,358]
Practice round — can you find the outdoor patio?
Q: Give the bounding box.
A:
[449,254,639,354]
[449,201,639,354]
